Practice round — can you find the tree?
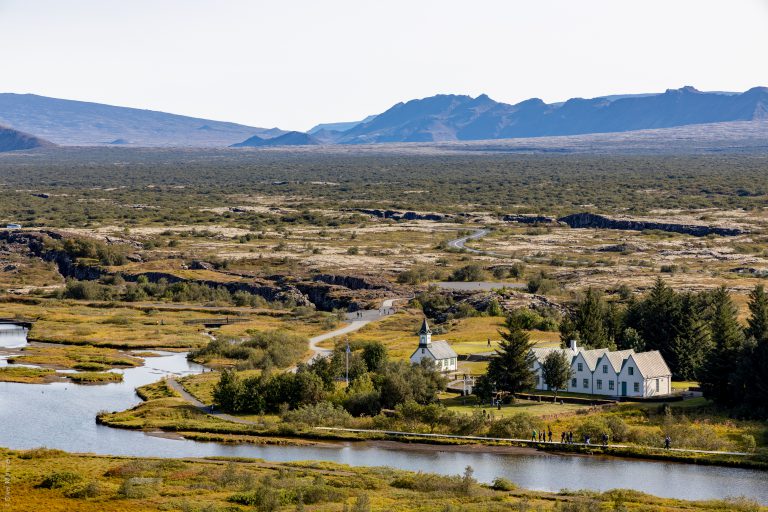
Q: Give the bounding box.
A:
[745,285,768,344]
[700,287,744,406]
[558,315,579,348]
[362,341,388,372]
[213,369,243,412]
[541,351,572,402]
[573,288,610,349]
[745,285,768,414]
[670,294,711,381]
[485,316,536,399]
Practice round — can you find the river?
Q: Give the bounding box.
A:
[0,328,766,504]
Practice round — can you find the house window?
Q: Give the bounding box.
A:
[609,381,615,391]
[421,348,425,354]
[602,365,607,374]
[571,378,577,388]
[596,379,603,390]
[577,362,583,372]
[583,379,589,389]
[628,367,634,376]
[634,382,640,393]
[656,379,659,392]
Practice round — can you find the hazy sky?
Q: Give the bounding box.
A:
[1,0,767,130]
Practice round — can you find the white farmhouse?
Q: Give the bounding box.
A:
[530,340,671,398]
[409,318,458,373]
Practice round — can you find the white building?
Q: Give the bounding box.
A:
[530,341,671,398]
[409,318,458,373]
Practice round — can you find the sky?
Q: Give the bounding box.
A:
[1,0,767,131]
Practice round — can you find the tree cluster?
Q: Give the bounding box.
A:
[213,341,448,416]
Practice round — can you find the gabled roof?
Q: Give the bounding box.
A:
[531,347,575,365]
[600,350,635,373]
[418,318,431,335]
[629,351,671,378]
[579,348,610,371]
[417,340,457,360]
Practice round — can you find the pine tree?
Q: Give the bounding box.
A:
[670,293,711,381]
[486,316,536,398]
[637,278,682,356]
[745,285,768,414]
[573,287,609,349]
[700,287,744,406]
[745,285,768,343]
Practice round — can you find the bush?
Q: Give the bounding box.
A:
[487,413,543,439]
[491,477,517,491]
[64,480,102,498]
[450,264,484,281]
[281,402,352,427]
[38,471,82,489]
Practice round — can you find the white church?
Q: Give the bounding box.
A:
[409,318,458,372]
[530,340,671,398]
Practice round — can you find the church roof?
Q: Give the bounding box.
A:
[418,317,431,335]
[411,340,457,361]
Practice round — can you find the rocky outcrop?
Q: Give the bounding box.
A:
[503,214,557,224]
[351,209,448,222]
[558,212,743,237]
[312,274,390,290]
[0,230,107,280]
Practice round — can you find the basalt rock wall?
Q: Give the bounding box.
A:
[558,212,743,237]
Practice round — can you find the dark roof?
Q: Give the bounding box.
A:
[418,317,431,335]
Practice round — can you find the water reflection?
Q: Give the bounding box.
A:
[0,324,28,348]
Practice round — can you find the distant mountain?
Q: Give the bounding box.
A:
[337,87,768,143]
[308,115,377,134]
[0,93,285,147]
[0,125,54,152]
[231,131,321,148]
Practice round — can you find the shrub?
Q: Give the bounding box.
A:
[38,471,82,489]
[281,402,352,427]
[64,480,102,498]
[491,477,517,491]
[487,413,543,439]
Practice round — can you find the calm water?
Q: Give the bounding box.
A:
[0,329,766,503]
[0,324,28,348]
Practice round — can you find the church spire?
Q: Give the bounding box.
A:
[418,317,432,346]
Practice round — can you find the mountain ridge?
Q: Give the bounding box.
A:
[0,93,284,147]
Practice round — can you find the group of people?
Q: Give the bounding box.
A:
[530,429,611,447]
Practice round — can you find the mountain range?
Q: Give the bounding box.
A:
[0,87,766,151]
[0,93,283,147]
[331,86,768,144]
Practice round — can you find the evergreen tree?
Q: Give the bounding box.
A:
[700,287,744,406]
[486,316,536,398]
[573,288,610,348]
[670,293,711,381]
[745,285,768,414]
[636,278,682,356]
[558,315,579,348]
[745,285,768,343]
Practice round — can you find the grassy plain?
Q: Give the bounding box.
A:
[3,446,764,512]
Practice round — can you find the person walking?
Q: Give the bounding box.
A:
[532,429,538,442]
[547,427,553,443]
[602,433,608,447]
[664,435,671,450]
[561,432,566,443]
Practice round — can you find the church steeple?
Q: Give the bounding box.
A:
[418,317,432,346]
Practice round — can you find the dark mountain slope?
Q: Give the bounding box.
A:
[231,131,321,147]
[0,125,55,152]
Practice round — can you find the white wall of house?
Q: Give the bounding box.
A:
[594,354,619,397]
[409,348,457,372]
[569,352,594,394]
[617,357,646,397]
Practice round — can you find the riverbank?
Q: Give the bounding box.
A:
[1,446,764,512]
